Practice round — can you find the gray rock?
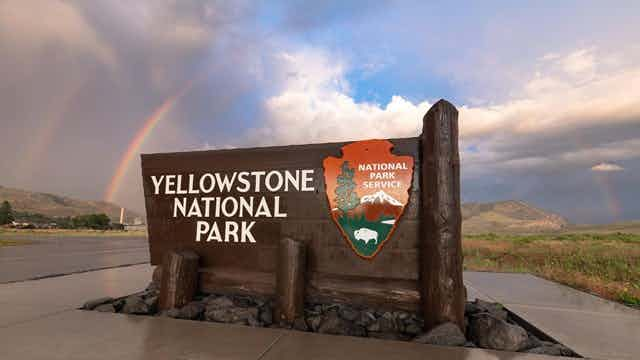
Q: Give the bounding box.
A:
[293,317,309,331]
[338,307,359,321]
[403,322,422,336]
[355,311,376,328]
[469,313,528,352]
[177,301,205,320]
[207,296,234,309]
[318,311,348,335]
[307,316,323,332]
[144,296,158,313]
[205,306,259,325]
[121,295,150,314]
[165,308,181,318]
[464,341,476,348]
[527,344,575,356]
[412,322,466,347]
[94,303,116,313]
[368,332,407,341]
[474,300,508,321]
[526,345,563,356]
[259,306,273,325]
[83,297,113,310]
[378,312,398,332]
[522,335,542,350]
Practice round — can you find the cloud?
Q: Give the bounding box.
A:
[0,0,116,67]
[591,163,624,172]
[250,47,640,172]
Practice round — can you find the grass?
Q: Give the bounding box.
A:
[0,228,147,237]
[463,232,640,308]
[0,239,33,247]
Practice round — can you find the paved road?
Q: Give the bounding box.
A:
[0,235,149,283]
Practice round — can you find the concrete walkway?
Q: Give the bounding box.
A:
[464,271,640,360]
[0,264,153,327]
[0,265,560,360]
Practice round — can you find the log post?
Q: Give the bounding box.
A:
[159,250,199,310]
[420,99,465,331]
[274,237,307,324]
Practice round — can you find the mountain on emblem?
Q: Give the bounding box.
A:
[323,140,414,259]
[361,190,402,206]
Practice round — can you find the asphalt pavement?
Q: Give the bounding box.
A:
[0,234,149,283]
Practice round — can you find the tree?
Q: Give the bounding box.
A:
[0,201,15,225]
[334,161,360,213]
[71,213,111,229]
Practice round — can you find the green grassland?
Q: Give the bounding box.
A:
[0,239,33,247]
[463,232,640,307]
[0,228,147,237]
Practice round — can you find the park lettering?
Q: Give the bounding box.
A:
[149,169,315,243]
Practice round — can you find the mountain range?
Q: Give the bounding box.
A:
[1,185,570,232]
[0,185,142,223]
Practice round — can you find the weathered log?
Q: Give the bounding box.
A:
[274,237,306,324]
[159,250,199,310]
[420,99,465,331]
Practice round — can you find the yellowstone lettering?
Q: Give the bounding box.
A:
[149,169,315,243]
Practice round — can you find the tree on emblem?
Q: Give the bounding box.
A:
[334,161,360,213]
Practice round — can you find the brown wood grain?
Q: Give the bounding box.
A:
[420,99,465,331]
[159,250,200,310]
[274,238,306,324]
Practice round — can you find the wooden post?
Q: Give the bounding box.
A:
[420,99,465,331]
[159,250,199,310]
[274,237,307,324]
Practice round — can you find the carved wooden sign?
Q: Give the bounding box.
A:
[142,100,464,329]
[323,140,414,259]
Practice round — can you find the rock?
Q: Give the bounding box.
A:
[232,296,253,307]
[474,299,508,321]
[413,322,466,347]
[318,311,348,335]
[121,295,150,314]
[469,313,528,352]
[112,298,126,312]
[83,297,113,310]
[465,302,480,315]
[177,301,205,320]
[522,335,542,350]
[205,306,259,325]
[293,317,309,331]
[259,306,273,325]
[144,296,158,313]
[526,344,575,356]
[368,332,408,341]
[464,341,476,348]
[307,316,323,332]
[338,306,359,322]
[166,308,181,318]
[378,312,398,332]
[404,322,422,336]
[206,296,234,309]
[355,311,376,328]
[526,345,563,356]
[94,303,116,313]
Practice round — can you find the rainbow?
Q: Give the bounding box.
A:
[104,80,195,203]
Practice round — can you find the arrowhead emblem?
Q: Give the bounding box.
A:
[323,139,414,259]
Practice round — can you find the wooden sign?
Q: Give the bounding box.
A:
[142,100,464,331]
[323,140,414,259]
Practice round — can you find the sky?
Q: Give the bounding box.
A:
[1,0,639,224]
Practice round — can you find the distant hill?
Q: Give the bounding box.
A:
[0,185,142,223]
[462,200,568,233]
